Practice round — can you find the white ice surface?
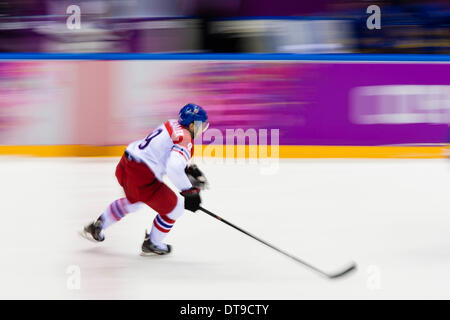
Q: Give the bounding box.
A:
[0,157,449,299]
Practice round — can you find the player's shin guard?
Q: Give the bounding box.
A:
[98,198,142,230]
[148,197,184,250]
[149,214,176,249]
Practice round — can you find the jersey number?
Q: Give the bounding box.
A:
[138,128,162,150]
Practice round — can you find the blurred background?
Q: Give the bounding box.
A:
[0,0,448,156]
[0,0,450,53]
[0,0,450,300]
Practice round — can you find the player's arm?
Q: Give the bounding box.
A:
[166,145,201,212]
[166,147,192,191]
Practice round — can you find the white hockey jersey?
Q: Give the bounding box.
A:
[125,119,193,191]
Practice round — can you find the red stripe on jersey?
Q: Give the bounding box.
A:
[160,215,176,225]
[164,121,173,138]
[175,135,183,144]
[153,219,170,233]
[171,149,189,161]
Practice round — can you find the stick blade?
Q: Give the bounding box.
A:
[327,262,357,279]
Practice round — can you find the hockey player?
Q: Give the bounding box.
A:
[81,103,209,255]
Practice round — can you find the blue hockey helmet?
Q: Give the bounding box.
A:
[178,103,209,131]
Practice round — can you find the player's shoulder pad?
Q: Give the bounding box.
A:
[165,119,193,151]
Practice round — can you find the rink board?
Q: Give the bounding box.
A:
[0,55,449,158]
[0,144,446,158]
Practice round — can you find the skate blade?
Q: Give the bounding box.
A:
[140,250,169,257]
[140,251,158,257]
[78,229,103,243]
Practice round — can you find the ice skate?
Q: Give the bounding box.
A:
[80,219,105,242]
[141,231,172,256]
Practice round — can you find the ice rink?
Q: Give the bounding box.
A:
[0,156,449,299]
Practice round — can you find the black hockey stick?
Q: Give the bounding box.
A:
[199,206,356,279]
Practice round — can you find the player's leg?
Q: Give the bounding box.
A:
[146,195,184,254]
[140,182,185,255]
[100,198,143,229]
[82,198,144,242]
[81,154,144,242]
